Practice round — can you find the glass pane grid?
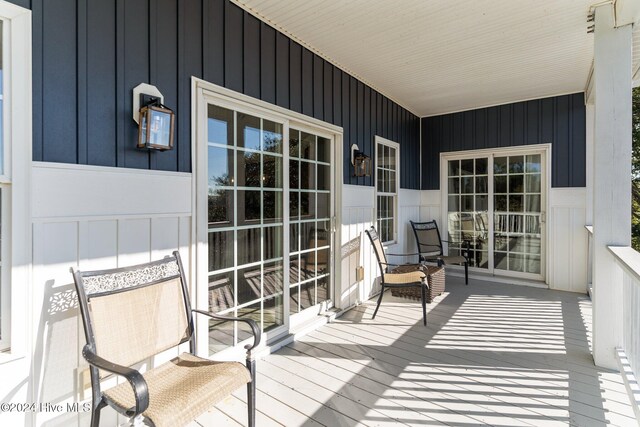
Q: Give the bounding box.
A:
[376,144,397,243]
[493,155,541,274]
[288,129,331,316]
[447,158,489,268]
[208,107,286,355]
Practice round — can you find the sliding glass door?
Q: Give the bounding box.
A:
[445,149,546,281]
[493,154,543,276]
[201,97,336,355]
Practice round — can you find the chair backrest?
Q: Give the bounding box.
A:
[72,252,193,371]
[364,227,388,277]
[410,220,443,257]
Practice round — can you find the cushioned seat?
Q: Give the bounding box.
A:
[104,353,250,427]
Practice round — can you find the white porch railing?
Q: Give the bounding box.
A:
[587,224,640,419]
[607,245,640,420]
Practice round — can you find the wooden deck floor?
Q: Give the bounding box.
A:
[195,277,637,426]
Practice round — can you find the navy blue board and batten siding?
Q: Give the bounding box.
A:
[18,0,420,189]
[421,93,586,190]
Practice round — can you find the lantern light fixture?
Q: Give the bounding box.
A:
[133,83,175,151]
[351,144,371,177]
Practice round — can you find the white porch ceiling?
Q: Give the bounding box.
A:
[235,0,621,117]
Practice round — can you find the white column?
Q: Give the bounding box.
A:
[592,4,632,369]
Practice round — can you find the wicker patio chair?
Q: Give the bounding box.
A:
[365,226,434,326]
[71,251,261,427]
[410,220,470,285]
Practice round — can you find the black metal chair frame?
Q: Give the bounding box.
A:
[71,251,261,427]
[410,219,470,285]
[364,226,428,326]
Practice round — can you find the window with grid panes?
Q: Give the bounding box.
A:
[376,140,398,244]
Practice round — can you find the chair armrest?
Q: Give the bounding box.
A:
[193,309,262,354]
[386,252,420,257]
[82,345,149,417]
[440,240,471,258]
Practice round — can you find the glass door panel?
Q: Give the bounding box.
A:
[289,129,332,315]
[207,104,285,355]
[447,158,489,269]
[493,154,542,275]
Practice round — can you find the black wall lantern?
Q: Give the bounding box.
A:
[351,144,371,177]
[133,83,175,151]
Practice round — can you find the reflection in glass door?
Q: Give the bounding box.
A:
[446,151,545,280]
[206,105,285,354]
[447,158,490,269]
[493,154,542,275]
[288,129,332,315]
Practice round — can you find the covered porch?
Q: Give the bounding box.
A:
[2,0,640,425]
[201,277,636,426]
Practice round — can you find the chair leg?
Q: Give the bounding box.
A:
[246,359,256,427]
[420,285,427,326]
[90,410,99,427]
[90,400,107,427]
[372,284,385,319]
[464,261,469,285]
[90,404,102,427]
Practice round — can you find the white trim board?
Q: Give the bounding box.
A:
[0,0,32,360]
[31,163,192,219]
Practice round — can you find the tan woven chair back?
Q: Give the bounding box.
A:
[80,259,189,371]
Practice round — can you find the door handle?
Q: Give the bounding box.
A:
[541,211,546,224]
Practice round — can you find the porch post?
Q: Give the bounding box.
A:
[591,4,632,369]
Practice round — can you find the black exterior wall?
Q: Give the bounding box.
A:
[421,93,586,190]
[13,0,421,189]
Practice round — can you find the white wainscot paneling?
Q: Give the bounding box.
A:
[420,190,441,225]
[30,164,193,427]
[548,188,587,293]
[338,186,431,311]
[390,189,422,265]
[339,185,375,310]
[32,162,191,219]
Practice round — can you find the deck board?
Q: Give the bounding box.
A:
[198,277,637,426]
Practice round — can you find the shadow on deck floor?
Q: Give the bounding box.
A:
[197,276,636,427]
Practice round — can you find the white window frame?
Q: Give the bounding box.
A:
[374,136,400,245]
[0,1,32,356]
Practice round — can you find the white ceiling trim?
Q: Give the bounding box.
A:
[229,0,421,117]
[421,90,588,118]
